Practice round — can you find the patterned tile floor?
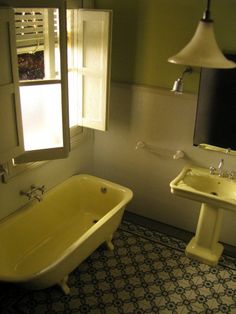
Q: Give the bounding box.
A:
[1,220,236,314]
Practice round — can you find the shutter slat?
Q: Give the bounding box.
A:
[16,33,44,41]
[15,21,44,27]
[15,9,44,50]
[14,9,59,51]
[16,27,44,35]
[14,8,44,14]
[15,15,44,21]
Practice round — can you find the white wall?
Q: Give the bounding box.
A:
[0,130,94,220]
[93,83,236,246]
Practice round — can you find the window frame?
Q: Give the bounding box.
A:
[15,1,70,163]
[0,0,70,165]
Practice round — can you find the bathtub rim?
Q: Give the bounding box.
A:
[0,174,133,284]
[0,174,133,225]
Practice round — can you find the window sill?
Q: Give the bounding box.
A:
[6,126,85,180]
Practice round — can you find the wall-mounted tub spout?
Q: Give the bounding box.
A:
[20,184,45,202]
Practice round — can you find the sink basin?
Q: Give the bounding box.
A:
[170,165,236,212]
[170,165,236,266]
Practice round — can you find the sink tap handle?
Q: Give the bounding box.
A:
[218,158,224,168]
[38,185,45,194]
[209,166,216,175]
[218,158,224,177]
[228,171,235,180]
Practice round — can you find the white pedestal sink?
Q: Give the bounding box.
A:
[170,165,236,266]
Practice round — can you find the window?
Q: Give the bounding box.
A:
[17,8,63,151]
[14,3,70,163]
[0,0,112,177]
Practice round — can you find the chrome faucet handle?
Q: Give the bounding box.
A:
[209,166,216,175]
[218,158,224,168]
[228,171,235,180]
[218,158,224,177]
[38,185,45,194]
[29,184,45,193]
[20,189,32,200]
[20,184,45,201]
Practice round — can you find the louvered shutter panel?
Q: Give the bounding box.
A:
[15,9,44,52]
[14,8,59,53]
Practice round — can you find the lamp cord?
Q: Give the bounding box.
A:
[207,0,211,11]
[202,0,212,22]
[180,67,193,79]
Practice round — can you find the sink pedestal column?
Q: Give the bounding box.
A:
[185,203,224,266]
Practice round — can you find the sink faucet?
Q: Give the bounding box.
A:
[218,158,224,177]
[209,158,235,179]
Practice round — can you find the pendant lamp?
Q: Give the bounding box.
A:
[168,0,236,69]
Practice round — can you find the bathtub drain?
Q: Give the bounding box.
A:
[210,191,218,196]
[101,187,107,193]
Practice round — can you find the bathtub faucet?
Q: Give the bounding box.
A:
[20,184,45,202]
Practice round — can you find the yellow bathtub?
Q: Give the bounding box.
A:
[0,175,133,294]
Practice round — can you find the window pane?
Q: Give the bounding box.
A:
[20,84,63,151]
[18,51,44,80]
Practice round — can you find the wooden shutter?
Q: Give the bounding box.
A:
[77,10,112,131]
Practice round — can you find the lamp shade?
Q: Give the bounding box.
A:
[168,20,236,69]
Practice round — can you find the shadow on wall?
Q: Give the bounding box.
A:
[110,3,141,84]
[97,0,205,92]
[108,83,133,131]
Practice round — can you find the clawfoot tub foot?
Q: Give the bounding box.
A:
[58,275,70,294]
[106,235,114,251]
